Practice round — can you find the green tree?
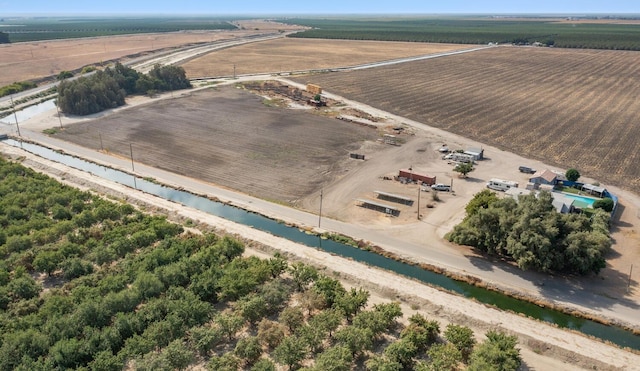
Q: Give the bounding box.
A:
[365,355,403,371]
[289,262,319,291]
[57,71,74,80]
[593,198,614,212]
[468,330,521,371]
[313,275,346,307]
[238,294,269,325]
[313,345,353,371]
[207,353,239,371]
[565,168,581,181]
[444,324,476,361]
[279,307,305,333]
[215,313,244,341]
[334,326,374,356]
[188,326,223,357]
[33,249,64,276]
[235,336,263,366]
[273,336,307,370]
[453,162,475,178]
[88,349,124,371]
[421,343,462,370]
[8,275,41,300]
[162,339,194,370]
[464,189,499,217]
[384,338,418,369]
[133,272,164,299]
[267,252,289,278]
[334,287,369,322]
[251,358,276,371]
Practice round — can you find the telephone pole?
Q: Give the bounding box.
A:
[318,189,323,228]
[10,95,20,137]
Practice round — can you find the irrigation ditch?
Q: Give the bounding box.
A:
[1,136,639,352]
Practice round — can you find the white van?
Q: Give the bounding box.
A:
[431,183,452,191]
[486,178,518,191]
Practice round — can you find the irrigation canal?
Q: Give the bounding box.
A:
[3,138,639,350]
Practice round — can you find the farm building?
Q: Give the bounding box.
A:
[529,169,559,186]
[464,147,484,160]
[398,169,436,185]
[505,188,576,214]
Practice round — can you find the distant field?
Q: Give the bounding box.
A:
[290,46,640,190]
[0,17,237,43]
[182,38,470,78]
[281,17,640,50]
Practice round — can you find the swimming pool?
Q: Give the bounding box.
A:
[560,192,599,208]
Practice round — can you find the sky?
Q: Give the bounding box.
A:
[1,0,638,16]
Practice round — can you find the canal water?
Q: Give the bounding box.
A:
[3,138,639,350]
[0,99,56,125]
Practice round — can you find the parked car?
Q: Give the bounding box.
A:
[518,166,536,174]
[431,183,451,191]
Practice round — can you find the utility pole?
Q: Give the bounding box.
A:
[10,95,20,137]
[129,143,135,172]
[99,133,104,151]
[628,264,633,293]
[417,185,421,220]
[233,64,236,79]
[318,189,323,228]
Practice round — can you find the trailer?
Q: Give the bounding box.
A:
[486,178,519,191]
[443,152,475,163]
[398,169,436,185]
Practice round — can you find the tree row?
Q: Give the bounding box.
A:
[57,62,191,116]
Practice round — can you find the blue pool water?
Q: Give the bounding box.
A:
[560,192,598,208]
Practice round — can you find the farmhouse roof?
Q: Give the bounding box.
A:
[582,183,606,194]
[530,169,557,183]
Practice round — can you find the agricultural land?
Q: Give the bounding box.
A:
[2,18,640,370]
[288,46,640,191]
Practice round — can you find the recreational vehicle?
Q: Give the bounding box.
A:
[486,178,519,191]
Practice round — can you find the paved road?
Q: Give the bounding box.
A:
[6,127,639,331]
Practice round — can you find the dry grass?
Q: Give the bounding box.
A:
[181,38,471,78]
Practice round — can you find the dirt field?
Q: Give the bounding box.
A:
[54,85,379,203]
[288,46,640,192]
[181,38,471,78]
[0,20,305,87]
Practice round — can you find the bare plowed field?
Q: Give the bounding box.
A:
[181,38,470,78]
[290,46,640,190]
[54,86,378,203]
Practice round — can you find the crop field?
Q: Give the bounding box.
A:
[54,85,378,203]
[181,38,469,78]
[0,17,236,43]
[282,17,640,50]
[290,46,640,190]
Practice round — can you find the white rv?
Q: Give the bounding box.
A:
[486,178,519,191]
